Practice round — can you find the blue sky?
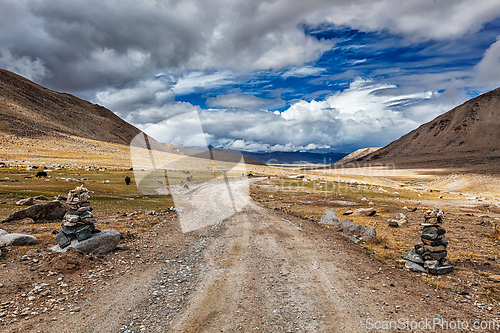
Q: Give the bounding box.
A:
[2,0,500,152]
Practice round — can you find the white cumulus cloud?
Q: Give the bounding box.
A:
[0,48,49,81]
[135,78,450,152]
[206,93,285,109]
[475,35,500,87]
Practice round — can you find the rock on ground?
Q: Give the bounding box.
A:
[427,266,453,275]
[487,275,500,282]
[404,248,424,264]
[395,213,407,220]
[0,233,37,247]
[335,218,377,242]
[0,229,7,235]
[16,198,34,206]
[405,260,427,273]
[319,209,339,226]
[51,230,121,254]
[353,207,376,216]
[51,239,79,253]
[1,200,68,223]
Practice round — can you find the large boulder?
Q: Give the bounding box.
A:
[1,200,69,223]
[0,233,37,247]
[335,218,377,242]
[319,209,339,226]
[51,230,121,254]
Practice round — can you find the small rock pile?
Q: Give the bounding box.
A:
[424,206,443,223]
[52,186,121,254]
[55,185,100,249]
[404,208,453,275]
[63,185,98,227]
[388,212,408,227]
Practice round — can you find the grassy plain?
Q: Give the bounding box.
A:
[249,168,500,303]
[1,141,499,304]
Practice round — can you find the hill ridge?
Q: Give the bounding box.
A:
[0,69,179,154]
[353,87,500,169]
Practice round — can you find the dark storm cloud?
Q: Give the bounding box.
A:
[2,0,499,94]
[0,0,335,92]
[0,0,209,91]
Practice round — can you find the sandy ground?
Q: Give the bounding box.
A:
[4,178,496,333]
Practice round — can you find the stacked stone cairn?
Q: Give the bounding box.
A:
[55,185,100,248]
[404,206,453,275]
[424,206,443,223]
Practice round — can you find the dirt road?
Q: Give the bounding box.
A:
[28,178,484,333]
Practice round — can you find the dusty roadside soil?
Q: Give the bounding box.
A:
[1,179,498,332]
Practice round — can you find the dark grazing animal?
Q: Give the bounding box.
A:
[36,171,48,178]
[125,176,131,185]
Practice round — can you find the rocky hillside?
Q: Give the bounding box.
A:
[334,147,381,165]
[355,88,500,169]
[0,69,179,153]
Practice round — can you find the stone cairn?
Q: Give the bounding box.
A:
[404,206,453,275]
[424,206,443,224]
[55,185,100,248]
[63,185,97,226]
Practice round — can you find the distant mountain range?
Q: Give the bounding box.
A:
[353,87,500,170]
[240,151,348,165]
[179,147,266,166]
[5,68,499,171]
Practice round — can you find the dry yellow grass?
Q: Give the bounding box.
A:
[1,133,500,304]
[251,172,500,302]
[420,276,452,290]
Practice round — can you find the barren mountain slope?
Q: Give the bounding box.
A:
[357,87,500,169]
[334,147,381,165]
[0,69,178,153]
